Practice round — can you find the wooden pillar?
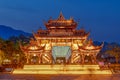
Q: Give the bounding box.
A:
[38,53,41,64]
[93,55,97,64]
[26,57,29,64]
[39,52,43,64]
[70,51,74,63]
[81,54,85,64]
[26,53,29,64]
[90,55,94,64]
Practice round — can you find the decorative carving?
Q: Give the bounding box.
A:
[20,12,103,64]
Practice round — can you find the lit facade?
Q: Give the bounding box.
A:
[20,12,103,64]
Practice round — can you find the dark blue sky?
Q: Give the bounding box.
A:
[0,0,120,42]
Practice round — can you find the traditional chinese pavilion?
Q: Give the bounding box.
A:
[20,12,103,64]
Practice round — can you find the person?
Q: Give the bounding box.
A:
[98,61,104,69]
[108,62,110,68]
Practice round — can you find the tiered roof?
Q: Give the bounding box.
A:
[20,12,103,56]
[33,12,89,38]
[20,38,45,53]
[45,12,77,29]
[79,39,104,55]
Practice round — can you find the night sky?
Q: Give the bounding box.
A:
[0,0,120,43]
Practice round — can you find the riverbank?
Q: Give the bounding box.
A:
[0,73,120,80]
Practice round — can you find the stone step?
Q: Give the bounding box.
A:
[13,65,112,74]
[13,69,112,74]
[24,65,100,70]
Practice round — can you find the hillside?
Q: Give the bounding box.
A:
[0,25,32,39]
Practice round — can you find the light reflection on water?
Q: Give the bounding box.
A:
[0,73,120,80]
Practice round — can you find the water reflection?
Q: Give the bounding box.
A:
[0,73,120,80]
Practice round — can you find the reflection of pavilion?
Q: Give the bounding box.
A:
[20,12,103,64]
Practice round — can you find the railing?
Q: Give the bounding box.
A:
[107,64,120,74]
[109,64,120,70]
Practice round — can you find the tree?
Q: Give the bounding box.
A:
[2,41,15,59]
[0,38,5,65]
[0,37,26,67]
[14,41,25,64]
[0,50,5,65]
[106,44,120,64]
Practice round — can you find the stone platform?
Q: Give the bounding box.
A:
[13,65,112,74]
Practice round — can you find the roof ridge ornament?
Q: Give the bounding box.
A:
[57,12,65,20]
[88,39,93,45]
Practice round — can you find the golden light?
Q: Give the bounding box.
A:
[17,12,105,75]
[29,46,38,50]
[13,65,112,74]
[86,46,95,49]
[33,54,36,56]
[44,54,47,56]
[87,54,89,56]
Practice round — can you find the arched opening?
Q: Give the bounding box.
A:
[52,46,71,64]
[84,54,92,64]
[30,54,39,64]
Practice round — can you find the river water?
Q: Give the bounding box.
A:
[0,73,120,80]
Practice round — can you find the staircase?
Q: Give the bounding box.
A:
[13,65,112,74]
